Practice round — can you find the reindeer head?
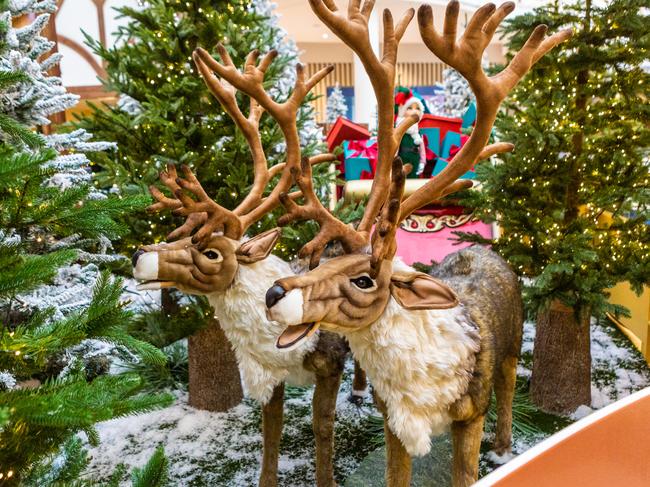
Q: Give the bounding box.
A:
[133,226,281,296]
[266,159,460,347]
[266,0,570,348]
[133,45,335,296]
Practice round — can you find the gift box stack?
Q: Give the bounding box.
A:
[325,101,492,265]
[326,104,478,185]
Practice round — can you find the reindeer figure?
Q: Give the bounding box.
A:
[132,48,347,487]
[264,2,571,486]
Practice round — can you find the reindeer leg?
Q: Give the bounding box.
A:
[349,360,367,405]
[451,415,485,487]
[313,370,341,487]
[374,393,411,487]
[493,356,518,456]
[259,383,284,487]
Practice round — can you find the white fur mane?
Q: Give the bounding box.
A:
[208,254,318,405]
[345,260,480,456]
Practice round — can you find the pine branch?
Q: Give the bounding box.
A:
[1,272,166,371]
[0,113,45,148]
[0,373,172,476]
[131,445,168,487]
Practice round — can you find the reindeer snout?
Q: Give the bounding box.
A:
[266,284,286,309]
[132,248,145,267]
[132,250,159,281]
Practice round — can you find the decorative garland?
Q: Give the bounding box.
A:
[400,212,476,233]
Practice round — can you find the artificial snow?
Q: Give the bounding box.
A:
[571,405,594,420]
[0,370,17,390]
[82,318,649,486]
[83,362,378,486]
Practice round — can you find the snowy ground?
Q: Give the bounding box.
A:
[83,360,381,486]
[82,319,650,486]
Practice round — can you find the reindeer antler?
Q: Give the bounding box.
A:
[398,1,572,220]
[370,157,407,274]
[148,45,334,246]
[148,164,208,241]
[369,146,510,270]
[278,0,418,266]
[309,0,417,235]
[279,157,369,269]
[193,54,267,216]
[187,46,333,243]
[363,1,570,271]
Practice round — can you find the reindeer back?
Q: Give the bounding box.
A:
[431,245,523,376]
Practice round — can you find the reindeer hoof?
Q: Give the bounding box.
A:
[486,449,515,465]
[348,390,366,406]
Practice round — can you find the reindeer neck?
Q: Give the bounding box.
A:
[208,254,292,332]
[345,297,480,456]
[207,255,318,404]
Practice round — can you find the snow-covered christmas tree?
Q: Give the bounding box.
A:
[0,1,170,482]
[438,67,473,117]
[326,83,348,123]
[431,56,489,118]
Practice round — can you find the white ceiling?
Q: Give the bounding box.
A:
[272,0,547,45]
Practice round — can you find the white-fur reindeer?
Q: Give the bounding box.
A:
[265,2,570,486]
[132,47,347,487]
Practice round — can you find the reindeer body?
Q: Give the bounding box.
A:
[209,254,318,404]
[346,247,522,460]
[264,2,567,485]
[346,272,480,457]
[133,233,348,487]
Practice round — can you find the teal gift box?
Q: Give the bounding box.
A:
[343,139,376,180]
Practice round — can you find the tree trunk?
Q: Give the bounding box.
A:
[188,317,243,411]
[530,300,591,414]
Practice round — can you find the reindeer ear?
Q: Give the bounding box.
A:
[390,272,459,310]
[236,228,282,263]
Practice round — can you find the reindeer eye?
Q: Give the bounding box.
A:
[351,276,374,289]
[203,250,220,260]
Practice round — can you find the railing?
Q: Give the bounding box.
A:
[306,62,449,123]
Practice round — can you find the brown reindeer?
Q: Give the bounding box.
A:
[264,2,571,486]
[132,48,348,487]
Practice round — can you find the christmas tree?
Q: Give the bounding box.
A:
[326,83,348,123]
[433,67,473,118]
[430,55,491,119]
[78,0,327,257]
[77,0,338,411]
[0,1,171,482]
[461,0,650,413]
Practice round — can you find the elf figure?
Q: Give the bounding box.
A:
[395,92,427,178]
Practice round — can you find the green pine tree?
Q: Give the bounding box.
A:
[461,0,649,413]
[0,2,172,482]
[77,0,333,258]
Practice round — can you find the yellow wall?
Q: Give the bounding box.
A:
[608,283,650,364]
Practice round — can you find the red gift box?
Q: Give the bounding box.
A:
[326,117,370,152]
[420,114,463,145]
[327,117,372,198]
